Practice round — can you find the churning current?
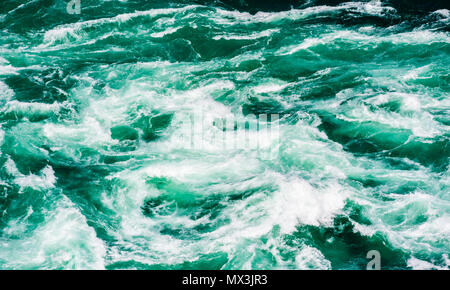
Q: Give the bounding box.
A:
[0,0,449,269]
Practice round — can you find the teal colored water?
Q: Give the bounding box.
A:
[0,0,449,269]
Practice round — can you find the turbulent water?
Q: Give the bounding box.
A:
[0,0,449,270]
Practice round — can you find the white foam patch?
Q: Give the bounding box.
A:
[402,65,431,81]
[43,116,114,148]
[205,174,347,246]
[150,26,182,38]
[0,60,18,75]
[5,158,56,191]
[0,196,106,269]
[267,177,347,230]
[252,80,288,94]
[0,81,14,100]
[276,117,353,181]
[432,9,450,24]
[276,28,450,57]
[433,9,450,17]
[139,157,262,186]
[1,100,62,118]
[0,128,4,146]
[213,29,279,41]
[275,32,362,56]
[41,5,200,46]
[214,1,395,25]
[295,246,332,270]
[320,89,445,139]
[353,190,450,261]
[407,256,449,270]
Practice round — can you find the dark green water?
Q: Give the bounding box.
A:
[0,0,449,269]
